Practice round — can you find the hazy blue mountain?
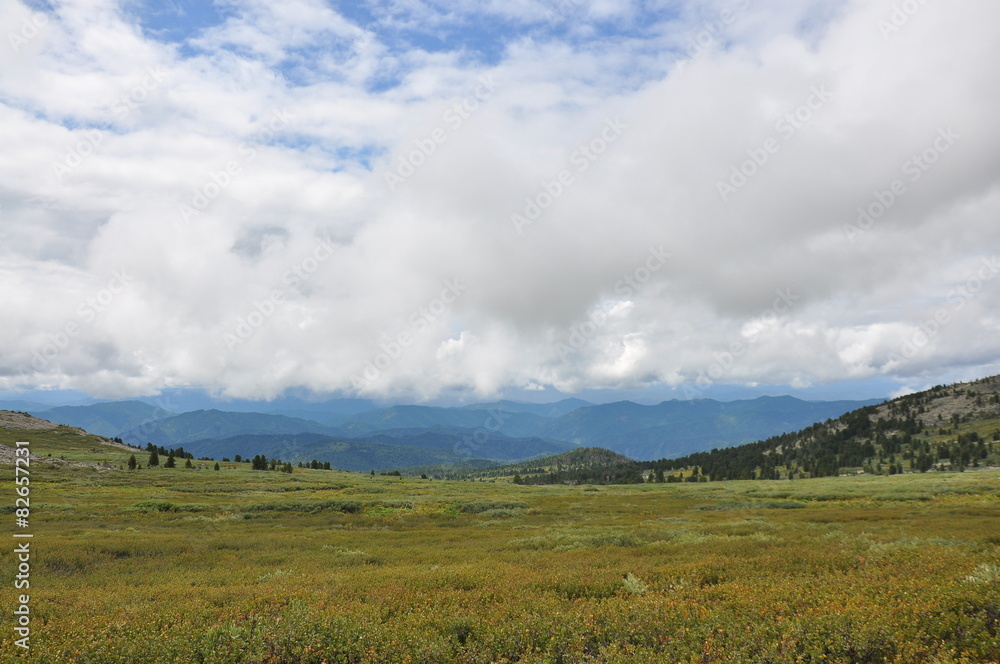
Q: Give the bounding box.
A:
[347,429,575,460]
[460,398,593,418]
[134,390,380,417]
[180,433,483,472]
[22,394,884,464]
[119,409,345,447]
[538,396,884,460]
[331,405,550,437]
[28,400,174,438]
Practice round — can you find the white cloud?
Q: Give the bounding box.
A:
[1,0,999,401]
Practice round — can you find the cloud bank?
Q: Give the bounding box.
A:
[1,0,999,400]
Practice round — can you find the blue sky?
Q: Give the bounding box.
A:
[1,0,999,406]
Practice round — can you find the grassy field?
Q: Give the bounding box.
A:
[1,428,999,663]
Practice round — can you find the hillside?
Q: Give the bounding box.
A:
[0,410,138,467]
[652,376,1000,481]
[440,447,643,484]
[490,375,1000,485]
[537,396,883,459]
[118,409,345,447]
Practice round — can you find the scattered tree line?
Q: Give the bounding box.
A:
[126,447,338,475]
[299,459,332,470]
[145,442,194,459]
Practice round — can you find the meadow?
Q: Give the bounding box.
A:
[1,427,999,663]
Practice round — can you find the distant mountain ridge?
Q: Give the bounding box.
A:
[181,430,574,471]
[536,396,884,460]
[26,394,884,467]
[29,400,173,438]
[330,405,551,437]
[446,375,1000,484]
[117,409,346,447]
[459,398,594,418]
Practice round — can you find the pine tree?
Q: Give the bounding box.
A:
[164,453,176,468]
[213,462,220,471]
[148,449,160,467]
[184,458,193,468]
[128,454,137,470]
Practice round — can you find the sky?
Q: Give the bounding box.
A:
[1,0,999,406]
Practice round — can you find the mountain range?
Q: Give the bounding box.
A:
[439,375,1000,484]
[23,394,882,469]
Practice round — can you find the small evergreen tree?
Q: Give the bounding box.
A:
[128,454,137,470]
[214,462,220,471]
[148,449,160,467]
[164,453,176,468]
[184,458,193,469]
[512,474,524,485]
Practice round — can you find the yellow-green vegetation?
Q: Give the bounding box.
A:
[1,425,999,663]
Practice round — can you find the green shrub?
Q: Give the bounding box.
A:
[451,501,529,514]
[131,501,208,513]
[244,500,362,514]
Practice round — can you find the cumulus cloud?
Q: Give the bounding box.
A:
[1,0,999,401]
